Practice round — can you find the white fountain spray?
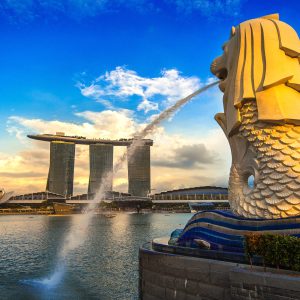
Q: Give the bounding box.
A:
[37,80,219,287]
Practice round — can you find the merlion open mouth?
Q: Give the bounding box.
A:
[215,68,228,92]
[210,58,228,92]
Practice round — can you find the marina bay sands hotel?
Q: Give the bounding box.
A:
[27,133,153,197]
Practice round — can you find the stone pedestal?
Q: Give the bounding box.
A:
[139,239,300,300]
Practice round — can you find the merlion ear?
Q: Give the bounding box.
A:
[261,13,279,20]
[231,26,236,37]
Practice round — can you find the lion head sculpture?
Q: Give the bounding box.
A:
[211,13,300,136]
[211,14,300,219]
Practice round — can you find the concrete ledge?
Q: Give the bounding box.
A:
[140,240,300,300]
[230,267,300,300]
[152,237,256,265]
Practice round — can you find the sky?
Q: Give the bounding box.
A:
[0,0,299,195]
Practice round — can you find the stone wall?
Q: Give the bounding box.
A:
[230,267,300,300]
[139,246,233,300]
[139,246,300,300]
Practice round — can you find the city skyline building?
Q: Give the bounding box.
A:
[127,144,151,197]
[29,133,153,197]
[88,144,114,195]
[46,141,75,197]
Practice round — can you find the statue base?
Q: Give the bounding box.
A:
[139,240,300,300]
[170,210,300,253]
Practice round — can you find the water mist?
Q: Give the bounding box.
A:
[30,80,218,288]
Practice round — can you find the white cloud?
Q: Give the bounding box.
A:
[137,99,159,113]
[2,66,230,195]
[78,67,201,113]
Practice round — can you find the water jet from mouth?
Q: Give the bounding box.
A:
[26,80,219,287]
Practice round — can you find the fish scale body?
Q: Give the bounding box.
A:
[229,101,300,219]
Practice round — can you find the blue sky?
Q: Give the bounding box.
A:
[1,0,300,194]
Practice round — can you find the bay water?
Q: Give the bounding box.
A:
[0,213,191,300]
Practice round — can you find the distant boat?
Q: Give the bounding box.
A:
[0,188,14,204]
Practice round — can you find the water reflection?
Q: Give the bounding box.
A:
[0,213,191,299]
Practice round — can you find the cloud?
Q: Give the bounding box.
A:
[78,67,201,113]
[4,108,229,195]
[9,108,139,140]
[152,174,227,192]
[137,99,159,114]
[152,143,216,169]
[2,65,230,195]
[0,171,45,178]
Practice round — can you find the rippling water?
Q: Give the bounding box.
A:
[0,213,191,300]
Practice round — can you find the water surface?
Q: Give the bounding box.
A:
[0,213,191,300]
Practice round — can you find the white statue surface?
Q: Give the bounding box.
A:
[211,14,300,219]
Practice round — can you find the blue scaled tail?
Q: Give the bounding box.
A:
[171,210,300,253]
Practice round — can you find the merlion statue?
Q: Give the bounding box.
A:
[211,14,300,219]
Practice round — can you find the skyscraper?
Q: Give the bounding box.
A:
[88,144,114,195]
[46,141,75,196]
[127,144,151,197]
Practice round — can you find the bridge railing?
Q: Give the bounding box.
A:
[150,193,228,201]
